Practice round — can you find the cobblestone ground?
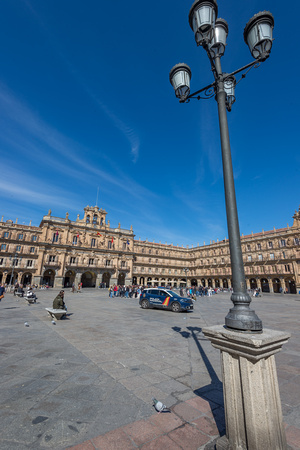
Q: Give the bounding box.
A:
[0,289,299,449]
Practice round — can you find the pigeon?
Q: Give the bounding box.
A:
[152,398,169,413]
[51,320,56,325]
[24,322,29,327]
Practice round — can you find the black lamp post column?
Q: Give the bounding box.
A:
[213,56,262,332]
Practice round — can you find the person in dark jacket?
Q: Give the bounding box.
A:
[53,290,66,310]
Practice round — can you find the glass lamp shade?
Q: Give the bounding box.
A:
[169,63,192,102]
[208,18,228,58]
[244,11,274,60]
[188,0,218,46]
[224,74,236,111]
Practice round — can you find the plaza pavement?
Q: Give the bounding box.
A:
[0,288,299,450]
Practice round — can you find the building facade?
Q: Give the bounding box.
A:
[1,205,299,294]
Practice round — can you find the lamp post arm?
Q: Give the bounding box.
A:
[187,80,216,100]
[223,58,262,81]
[214,55,262,332]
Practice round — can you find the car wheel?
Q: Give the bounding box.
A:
[171,302,180,312]
[141,299,149,309]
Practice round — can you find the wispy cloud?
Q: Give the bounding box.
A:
[22,0,141,163]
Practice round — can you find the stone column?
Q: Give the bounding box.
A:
[96,273,102,288]
[202,325,290,450]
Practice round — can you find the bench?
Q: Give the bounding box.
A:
[24,296,36,304]
[45,308,67,320]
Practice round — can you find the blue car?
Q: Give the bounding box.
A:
[139,288,193,313]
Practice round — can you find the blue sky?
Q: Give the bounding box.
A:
[0,0,298,247]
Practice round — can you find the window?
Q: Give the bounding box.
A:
[285,264,290,272]
[221,258,224,263]
[73,236,78,245]
[0,258,3,265]
[282,251,286,259]
[294,237,300,246]
[14,259,19,267]
[1,244,6,251]
[162,269,165,274]
[149,250,152,254]
[156,250,158,255]
[268,241,273,249]
[3,232,9,238]
[155,259,158,263]
[18,234,23,240]
[149,268,152,273]
[122,242,127,250]
[247,244,251,251]
[16,245,21,252]
[257,243,261,250]
[175,269,177,274]
[30,247,35,253]
[280,239,286,247]
[106,260,111,266]
[270,253,274,260]
[214,259,217,264]
[86,215,90,224]
[142,249,144,253]
[141,267,144,272]
[258,254,263,261]
[91,238,96,247]
[89,258,94,265]
[169,269,171,274]
[31,236,37,242]
[149,258,151,263]
[121,261,126,268]
[53,232,59,243]
[70,257,76,264]
[27,260,33,267]
[108,241,112,249]
[247,255,252,262]
[49,255,55,262]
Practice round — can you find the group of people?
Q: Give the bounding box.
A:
[108,285,142,298]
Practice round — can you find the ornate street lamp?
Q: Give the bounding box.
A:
[170,2,274,332]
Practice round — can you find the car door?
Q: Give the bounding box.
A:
[147,289,162,308]
[159,290,172,309]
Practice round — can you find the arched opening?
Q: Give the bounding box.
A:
[215,279,220,288]
[64,270,75,288]
[180,278,186,287]
[250,278,257,289]
[222,278,228,288]
[201,278,206,287]
[261,278,270,293]
[42,269,55,287]
[139,277,144,285]
[82,271,96,288]
[132,276,137,285]
[147,277,152,286]
[102,272,111,288]
[22,273,32,286]
[6,272,18,286]
[86,215,90,224]
[272,278,281,293]
[93,215,98,224]
[154,278,159,286]
[0,272,3,283]
[285,278,296,294]
[191,279,197,286]
[118,272,125,285]
[208,278,212,287]
[161,278,165,287]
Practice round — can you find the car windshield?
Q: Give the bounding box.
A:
[164,290,181,298]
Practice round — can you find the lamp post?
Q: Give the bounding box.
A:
[183,267,189,290]
[9,253,20,290]
[170,1,274,332]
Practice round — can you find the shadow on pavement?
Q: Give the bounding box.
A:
[172,326,226,436]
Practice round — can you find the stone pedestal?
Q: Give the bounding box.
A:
[202,325,290,450]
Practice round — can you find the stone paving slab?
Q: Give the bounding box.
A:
[0,289,299,449]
